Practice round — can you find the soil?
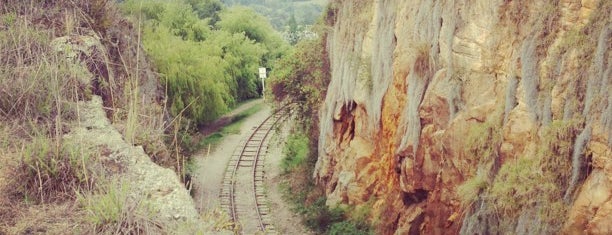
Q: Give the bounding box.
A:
[198,99,264,136]
[265,120,315,235]
[191,100,270,212]
[191,103,312,234]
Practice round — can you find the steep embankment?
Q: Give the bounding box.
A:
[0,1,200,233]
[315,0,610,234]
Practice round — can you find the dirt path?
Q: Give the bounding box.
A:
[191,105,311,234]
[265,120,314,235]
[198,99,263,136]
[191,103,270,212]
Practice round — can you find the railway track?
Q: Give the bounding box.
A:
[220,107,289,234]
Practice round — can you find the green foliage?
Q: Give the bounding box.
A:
[208,30,266,100]
[221,0,326,31]
[122,0,286,128]
[186,0,224,24]
[279,128,371,234]
[329,221,370,235]
[269,35,330,133]
[80,181,130,227]
[281,134,310,173]
[463,115,503,162]
[286,194,371,234]
[142,23,231,126]
[301,197,341,232]
[216,6,289,67]
[466,120,578,231]
[489,157,543,214]
[457,169,488,206]
[489,120,576,215]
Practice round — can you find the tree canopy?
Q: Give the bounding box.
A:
[121,0,289,128]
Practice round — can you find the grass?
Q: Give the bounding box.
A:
[12,136,97,204]
[281,133,309,173]
[78,179,162,234]
[279,130,371,234]
[461,119,578,231]
[0,0,179,233]
[457,169,489,207]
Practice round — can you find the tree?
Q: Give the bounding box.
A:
[186,0,223,25]
[268,36,329,132]
[216,6,290,67]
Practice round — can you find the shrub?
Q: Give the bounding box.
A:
[329,221,370,235]
[281,134,310,173]
[0,18,83,121]
[479,120,577,230]
[216,6,289,65]
[279,129,371,234]
[122,0,285,128]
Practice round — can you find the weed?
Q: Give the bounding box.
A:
[279,128,371,234]
[0,0,173,233]
[78,179,163,234]
[281,133,310,173]
[9,136,97,204]
[329,221,370,235]
[481,120,577,229]
[457,169,489,207]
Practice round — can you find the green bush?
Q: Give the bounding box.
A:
[281,134,310,173]
[142,23,232,126]
[457,169,489,206]
[269,34,329,133]
[279,130,371,234]
[121,0,288,128]
[216,6,289,65]
[329,221,370,235]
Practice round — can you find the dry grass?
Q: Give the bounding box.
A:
[0,0,176,233]
[0,202,84,235]
[77,179,164,235]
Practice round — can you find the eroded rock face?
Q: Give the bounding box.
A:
[315,0,611,234]
[64,96,199,223]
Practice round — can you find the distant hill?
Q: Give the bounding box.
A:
[221,0,328,31]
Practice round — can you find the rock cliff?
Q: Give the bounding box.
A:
[314,0,611,234]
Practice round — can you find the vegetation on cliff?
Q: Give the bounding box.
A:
[0,0,183,233]
[282,0,610,234]
[269,4,372,233]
